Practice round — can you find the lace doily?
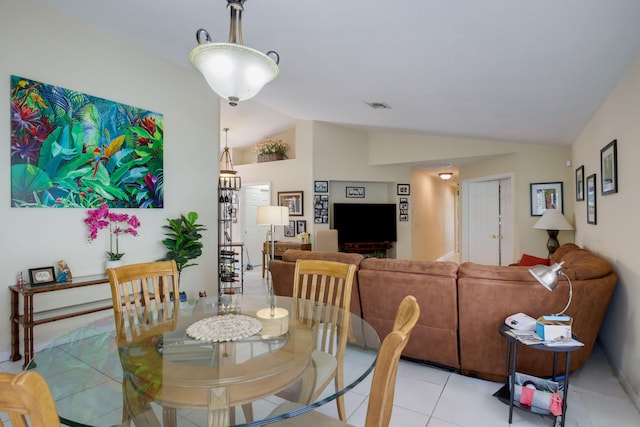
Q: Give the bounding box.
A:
[186,314,262,342]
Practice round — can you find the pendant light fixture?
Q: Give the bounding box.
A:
[190,0,280,106]
[219,128,241,190]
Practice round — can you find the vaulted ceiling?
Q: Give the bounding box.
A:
[36,0,640,150]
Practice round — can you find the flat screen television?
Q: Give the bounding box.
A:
[333,203,397,243]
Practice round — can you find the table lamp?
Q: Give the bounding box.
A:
[529,261,573,318]
[256,206,289,317]
[533,209,573,256]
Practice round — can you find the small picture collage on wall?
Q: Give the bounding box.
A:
[313,180,330,224]
[399,197,409,221]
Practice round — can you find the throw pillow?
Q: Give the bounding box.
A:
[518,254,550,267]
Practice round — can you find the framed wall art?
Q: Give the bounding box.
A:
[397,184,410,195]
[278,191,303,216]
[600,139,618,195]
[346,186,365,198]
[10,75,164,208]
[314,194,329,224]
[28,266,56,286]
[314,180,328,193]
[296,220,307,234]
[530,182,563,216]
[587,173,597,224]
[284,220,296,237]
[575,165,585,201]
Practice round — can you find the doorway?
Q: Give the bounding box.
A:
[461,175,513,265]
[242,183,270,270]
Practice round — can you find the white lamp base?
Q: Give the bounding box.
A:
[256,307,289,338]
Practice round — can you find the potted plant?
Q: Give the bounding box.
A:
[84,204,140,268]
[161,211,207,276]
[252,139,289,162]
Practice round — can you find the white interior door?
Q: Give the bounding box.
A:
[462,176,513,265]
[467,180,501,265]
[242,183,270,268]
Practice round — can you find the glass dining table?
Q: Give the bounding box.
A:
[26,294,380,427]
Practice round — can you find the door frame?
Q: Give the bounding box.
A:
[461,173,514,265]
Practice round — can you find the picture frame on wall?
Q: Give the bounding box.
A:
[314,180,328,193]
[587,174,597,224]
[575,165,585,201]
[600,139,618,195]
[278,191,304,216]
[296,219,307,234]
[345,186,365,198]
[530,182,563,216]
[28,266,56,286]
[397,184,410,195]
[284,220,296,237]
[313,194,329,224]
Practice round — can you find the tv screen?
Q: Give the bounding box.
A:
[333,203,397,243]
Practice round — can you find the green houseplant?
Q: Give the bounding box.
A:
[161,211,207,276]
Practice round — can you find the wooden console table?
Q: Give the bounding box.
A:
[262,241,312,277]
[9,274,112,368]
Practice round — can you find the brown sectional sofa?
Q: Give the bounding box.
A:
[270,243,617,382]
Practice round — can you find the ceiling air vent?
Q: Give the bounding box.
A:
[365,102,391,110]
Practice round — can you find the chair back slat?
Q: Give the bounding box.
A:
[0,372,61,427]
[292,260,356,358]
[107,260,180,344]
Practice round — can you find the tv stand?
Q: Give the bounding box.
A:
[341,241,392,255]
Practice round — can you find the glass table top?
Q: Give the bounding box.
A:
[27,295,380,427]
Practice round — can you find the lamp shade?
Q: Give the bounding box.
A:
[533,209,574,231]
[256,206,289,226]
[190,43,279,105]
[529,261,565,291]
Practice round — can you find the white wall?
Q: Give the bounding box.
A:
[573,53,640,407]
[0,1,219,359]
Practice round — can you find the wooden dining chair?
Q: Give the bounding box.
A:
[107,260,179,317]
[288,259,357,422]
[107,260,180,427]
[0,371,61,427]
[268,295,421,427]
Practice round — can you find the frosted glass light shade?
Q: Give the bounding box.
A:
[190,42,279,105]
[256,206,289,226]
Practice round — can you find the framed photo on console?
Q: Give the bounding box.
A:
[28,266,56,285]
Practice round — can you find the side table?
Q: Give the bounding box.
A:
[495,324,583,427]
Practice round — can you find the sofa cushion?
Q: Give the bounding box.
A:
[518,254,550,266]
[359,257,458,277]
[282,249,364,266]
[358,258,459,368]
[270,250,364,317]
[557,248,613,280]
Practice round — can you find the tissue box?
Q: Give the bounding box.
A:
[536,316,572,341]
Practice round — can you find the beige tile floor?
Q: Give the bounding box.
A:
[1,266,638,426]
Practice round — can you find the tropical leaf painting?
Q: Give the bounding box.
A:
[10,75,164,208]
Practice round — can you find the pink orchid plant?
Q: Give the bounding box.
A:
[85,204,140,261]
